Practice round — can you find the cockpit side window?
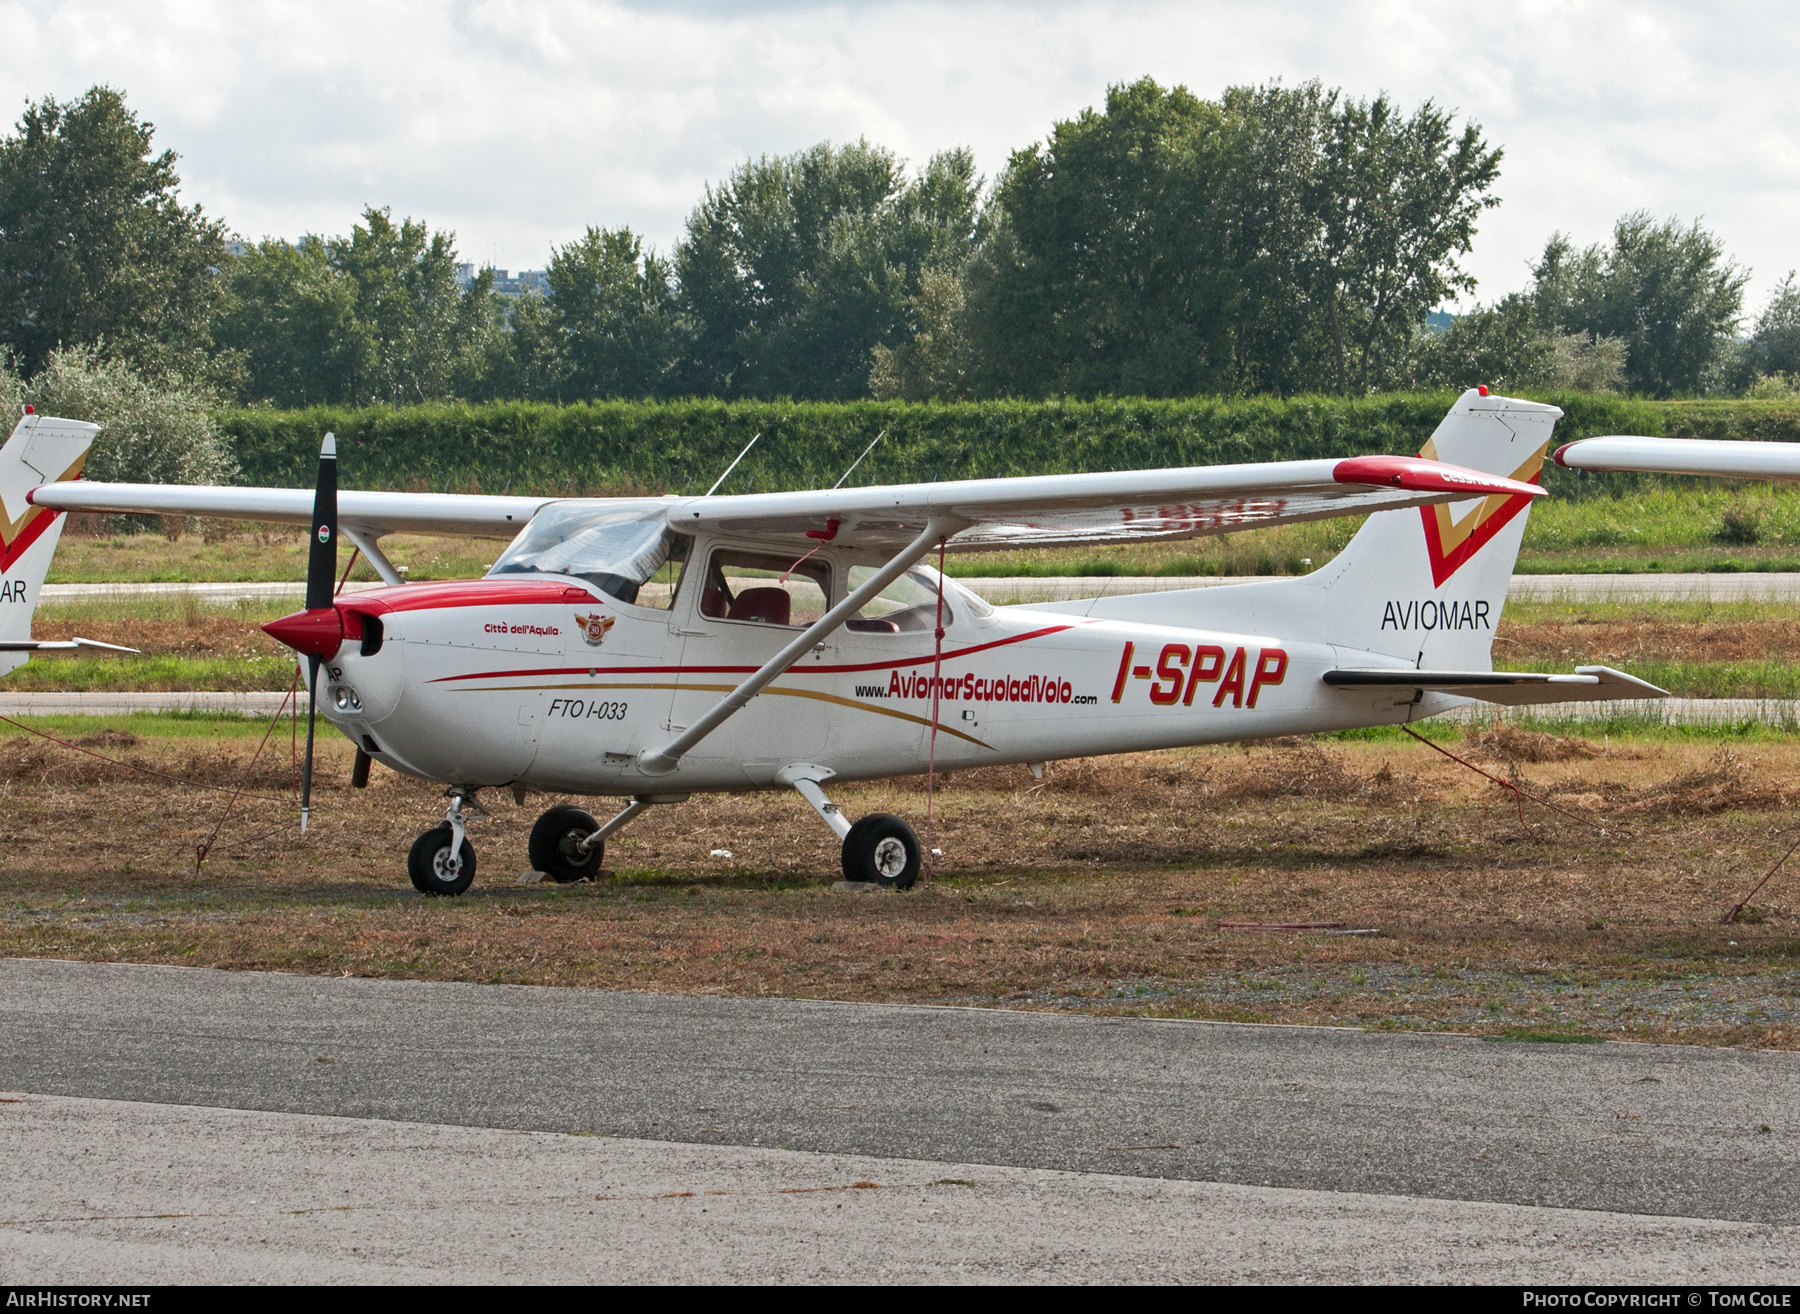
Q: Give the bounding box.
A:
[844,565,992,633]
[698,548,831,627]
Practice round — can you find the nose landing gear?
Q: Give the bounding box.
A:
[408,788,486,896]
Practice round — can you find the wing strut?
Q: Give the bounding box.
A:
[638,516,960,776]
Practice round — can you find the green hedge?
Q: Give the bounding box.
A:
[219,394,1800,500]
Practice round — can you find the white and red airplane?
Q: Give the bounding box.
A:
[1,390,1663,894]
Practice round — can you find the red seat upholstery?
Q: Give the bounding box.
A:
[727,586,791,625]
[701,587,730,619]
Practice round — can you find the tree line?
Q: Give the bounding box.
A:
[1,80,1794,423]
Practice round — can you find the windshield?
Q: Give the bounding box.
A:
[487,502,687,606]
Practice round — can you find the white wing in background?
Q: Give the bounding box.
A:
[1555,436,1800,481]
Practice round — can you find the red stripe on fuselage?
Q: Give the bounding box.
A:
[426,623,1079,683]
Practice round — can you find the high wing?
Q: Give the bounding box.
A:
[28,481,551,537]
[1554,436,1800,481]
[30,453,1542,560]
[664,454,1543,553]
[1323,665,1667,705]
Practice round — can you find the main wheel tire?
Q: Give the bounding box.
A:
[841,812,922,889]
[528,804,603,883]
[408,824,477,896]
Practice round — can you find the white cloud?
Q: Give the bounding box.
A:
[1,0,1795,313]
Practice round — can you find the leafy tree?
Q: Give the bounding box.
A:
[1408,294,1550,392]
[329,207,493,404]
[1408,295,1625,394]
[217,208,499,406]
[545,227,681,399]
[869,268,973,400]
[967,78,1499,398]
[675,141,979,399]
[970,79,1236,399]
[213,237,363,407]
[1740,273,1800,386]
[1,343,234,486]
[0,86,230,379]
[1531,213,1747,396]
[1307,90,1501,393]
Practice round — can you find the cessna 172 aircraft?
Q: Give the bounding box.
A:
[1,390,1664,895]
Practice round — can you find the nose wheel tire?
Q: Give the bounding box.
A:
[841,813,922,889]
[529,805,604,883]
[408,824,477,896]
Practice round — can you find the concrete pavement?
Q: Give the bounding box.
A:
[1,958,1797,1281]
[5,1091,1793,1284]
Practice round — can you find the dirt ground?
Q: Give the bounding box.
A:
[2,721,1797,1049]
[1497,619,1800,664]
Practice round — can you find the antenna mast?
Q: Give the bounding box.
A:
[705,432,762,496]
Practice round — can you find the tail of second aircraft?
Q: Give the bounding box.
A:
[1075,389,1561,670]
[1,410,100,676]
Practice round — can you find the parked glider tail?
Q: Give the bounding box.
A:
[0,411,102,676]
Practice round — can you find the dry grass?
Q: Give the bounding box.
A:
[4,723,1799,1049]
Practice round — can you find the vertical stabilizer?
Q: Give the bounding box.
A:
[0,412,100,676]
[1311,390,1558,668]
[1068,390,1560,676]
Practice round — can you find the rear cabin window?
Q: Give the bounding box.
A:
[487,503,690,610]
[699,549,830,627]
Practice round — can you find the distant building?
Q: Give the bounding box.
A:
[456,264,549,297]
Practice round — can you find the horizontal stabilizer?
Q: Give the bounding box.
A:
[0,636,140,653]
[1322,665,1667,705]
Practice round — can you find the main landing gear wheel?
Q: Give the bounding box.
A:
[529,805,603,883]
[408,824,477,896]
[841,812,922,889]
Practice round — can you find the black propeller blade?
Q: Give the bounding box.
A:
[300,432,337,835]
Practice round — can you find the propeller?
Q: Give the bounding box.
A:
[262,432,340,836]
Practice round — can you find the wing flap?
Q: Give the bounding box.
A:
[1323,665,1667,705]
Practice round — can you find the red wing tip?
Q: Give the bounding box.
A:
[1551,442,1575,467]
[1332,455,1544,499]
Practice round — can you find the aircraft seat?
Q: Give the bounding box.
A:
[727,587,791,625]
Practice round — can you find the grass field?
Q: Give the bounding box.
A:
[40,483,1800,583]
[1,715,1795,1048]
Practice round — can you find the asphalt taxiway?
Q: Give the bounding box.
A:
[2,959,1796,1282]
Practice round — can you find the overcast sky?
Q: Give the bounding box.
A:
[2,0,1795,314]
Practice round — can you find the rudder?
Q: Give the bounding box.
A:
[1,412,100,675]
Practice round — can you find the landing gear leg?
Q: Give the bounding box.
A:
[528,793,688,883]
[776,764,921,890]
[408,787,488,896]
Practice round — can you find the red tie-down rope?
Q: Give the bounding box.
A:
[923,538,948,883]
[1399,723,1615,833]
